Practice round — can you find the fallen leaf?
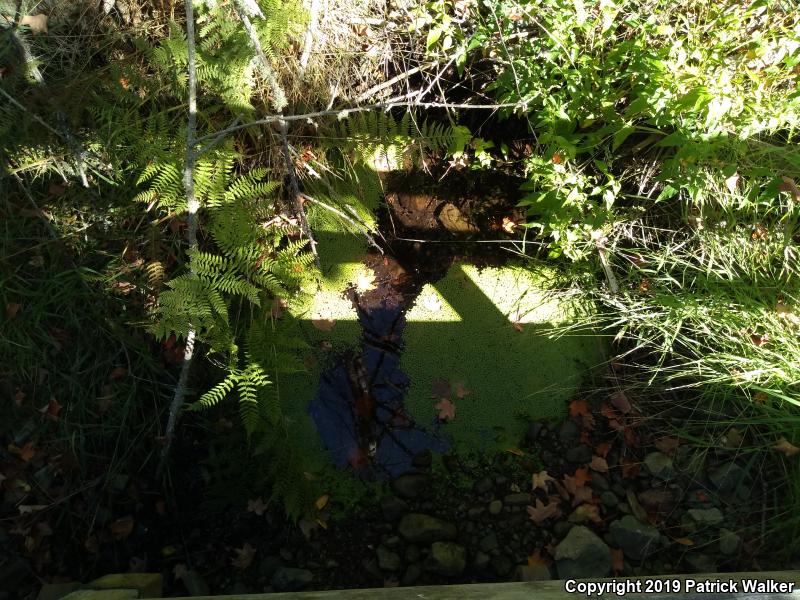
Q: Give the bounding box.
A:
[673,537,695,546]
[311,318,335,332]
[110,516,134,540]
[19,14,48,34]
[620,457,640,478]
[355,269,377,292]
[231,543,256,570]
[40,398,61,421]
[609,391,632,414]
[501,216,517,233]
[434,398,456,421]
[5,302,21,318]
[589,456,609,473]
[774,437,800,457]
[314,494,330,511]
[723,427,743,448]
[13,389,26,406]
[750,332,768,347]
[654,436,680,455]
[568,503,601,524]
[753,391,768,404]
[526,498,562,524]
[453,381,472,399]
[18,442,37,462]
[430,378,451,399]
[299,518,319,539]
[109,367,128,381]
[505,447,524,456]
[695,491,708,502]
[595,442,612,458]
[247,497,268,516]
[611,548,624,573]
[563,468,591,493]
[569,399,595,429]
[531,470,555,492]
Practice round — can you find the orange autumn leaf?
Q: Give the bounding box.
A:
[531,470,555,492]
[589,455,609,473]
[595,442,612,458]
[434,398,456,421]
[673,537,695,546]
[110,516,134,540]
[611,548,624,573]
[569,399,590,418]
[600,403,619,422]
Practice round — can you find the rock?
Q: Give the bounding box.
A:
[688,508,724,526]
[467,506,484,519]
[479,532,499,553]
[719,529,740,555]
[525,422,544,443]
[385,535,401,548]
[38,583,80,600]
[427,542,466,577]
[258,555,282,579]
[179,569,210,596]
[686,553,716,573]
[504,493,532,507]
[553,522,574,538]
[488,500,503,515]
[558,421,580,445]
[516,564,552,581]
[610,516,660,560]
[473,550,491,570]
[638,489,675,511]
[439,203,478,233]
[566,445,593,464]
[361,557,383,580]
[644,452,674,480]
[380,496,408,521]
[601,491,618,508]
[405,545,420,563]
[590,474,610,490]
[401,563,421,586]
[398,514,456,544]
[491,554,513,577]
[377,545,402,571]
[473,476,493,494]
[555,526,611,579]
[392,473,430,499]
[709,461,746,492]
[271,567,313,592]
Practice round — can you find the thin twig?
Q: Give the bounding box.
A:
[160,0,199,477]
[355,65,423,102]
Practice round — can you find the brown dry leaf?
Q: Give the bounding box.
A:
[231,543,256,570]
[314,494,330,511]
[40,398,61,421]
[110,516,135,540]
[620,457,640,478]
[568,503,601,524]
[109,367,128,381]
[531,470,555,492]
[750,332,768,347]
[753,391,768,404]
[609,390,632,414]
[311,318,335,332]
[501,216,517,233]
[434,398,456,421]
[673,537,695,546]
[5,302,21,319]
[569,399,590,418]
[18,442,37,462]
[526,498,562,524]
[453,381,472,399]
[247,497,268,516]
[19,14,48,34]
[654,436,680,455]
[774,437,800,457]
[595,441,612,458]
[589,456,609,473]
[430,378,451,399]
[563,468,591,494]
[778,176,800,200]
[611,548,624,573]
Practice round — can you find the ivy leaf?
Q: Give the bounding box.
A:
[434,398,456,421]
[526,498,562,524]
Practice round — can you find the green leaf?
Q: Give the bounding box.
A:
[426,27,442,51]
[612,125,636,151]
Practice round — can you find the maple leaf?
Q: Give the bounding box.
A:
[531,470,555,492]
[247,497,268,516]
[434,398,456,421]
[311,318,335,331]
[611,548,624,573]
[568,503,601,524]
[110,516,134,540]
[526,498,561,524]
[453,381,472,399]
[501,216,517,233]
[589,456,609,473]
[609,391,632,414]
[430,378,451,399]
[595,441,612,458]
[774,437,800,457]
[231,543,256,570]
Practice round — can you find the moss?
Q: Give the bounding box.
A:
[400,262,606,451]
